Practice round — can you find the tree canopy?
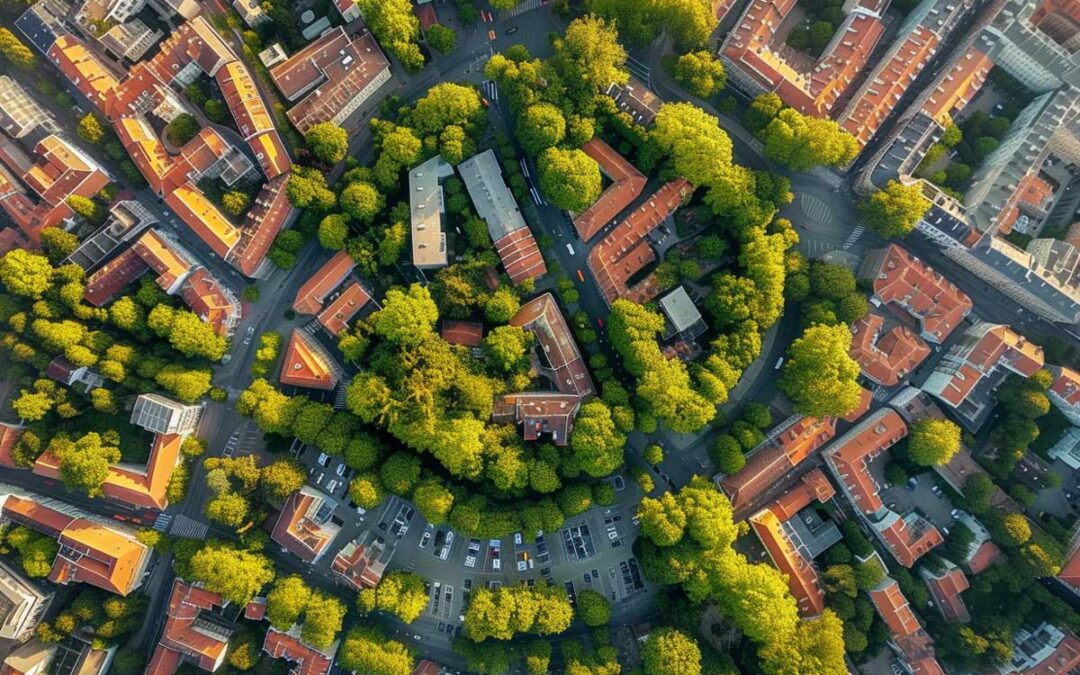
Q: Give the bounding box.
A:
[908,417,962,466]
[858,180,931,238]
[779,324,862,417]
[305,122,349,164]
[674,51,727,99]
[537,147,602,212]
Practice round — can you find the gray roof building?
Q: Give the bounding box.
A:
[409,155,453,270]
[0,560,52,642]
[458,149,528,243]
[977,0,1080,92]
[658,286,706,341]
[130,394,201,436]
[0,76,60,140]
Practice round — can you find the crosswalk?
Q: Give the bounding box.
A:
[152,513,173,532]
[803,239,838,257]
[799,193,831,224]
[809,166,844,189]
[225,386,242,403]
[170,515,209,540]
[481,80,499,103]
[842,225,866,250]
[501,0,544,19]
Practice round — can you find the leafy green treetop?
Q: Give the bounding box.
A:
[858,180,931,238]
[908,417,962,466]
[778,323,862,417]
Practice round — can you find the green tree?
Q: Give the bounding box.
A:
[483,325,533,372]
[221,191,250,217]
[165,113,200,146]
[5,526,58,577]
[185,543,274,604]
[286,166,337,211]
[0,250,53,298]
[484,286,520,324]
[339,626,415,675]
[300,591,346,649]
[40,228,80,262]
[859,180,931,238]
[357,570,429,623]
[380,452,422,496]
[537,147,601,211]
[426,24,457,54]
[0,28,36,69]
[373,284,439,347]
[463,583,573,640]
[305,122,349,164]
[551,15,628,95]
[745,93,784,133]
[711,435,745,474]
[340,181,384,223]
[260,459,306,502]
[567,400,626,478]
[77,112,106,144]
[356,0,424,72]
[518,103,566,155]
[908,417,962,466]
[349,472,386,509]
[642,628,701,675]
[317,214,349,250]
[674,51,726,98]
[575,589,611,626]
[50,433,121,498]
[266,575,311,629]
[204,492,250,527]
[759,108,857,170]
[411,479,454,525]
[643,443,664,466]
[66,195,105,224]
[779,323,862,417]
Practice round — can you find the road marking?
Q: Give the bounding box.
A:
[842,225,865,250]
[170,515,209,540]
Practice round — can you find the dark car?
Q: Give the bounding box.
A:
[506,26,519,35]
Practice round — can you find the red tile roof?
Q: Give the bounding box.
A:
[965,540,1003,575]
[146,580,229,675]
[0,228,29,255]
[721,415,838,514]
[84,248,149,307]
[245,598,267,621]
[269,29,390,133]
[1061,542,1080,590]
[875,511,943,568]
[440,320,484,347]
[229,174,295,277]
[587,179,692,305]
[415,4,437,30]
[824,408,907,515]
[749,469,835,616]
[317,281,370,336]
[279,330,341,390]
[0,423,21,469]
[509,293,594,398]
[1025,629,1080,675]
[922,566,970,623]
[869,577,944,672]
[927,323,1044,408]
[572,139,646,242]
[164,185,241,259]
[492,392,582,446]
[849,313,931,386]
[494,227,547,286]
[262,627,334,675]
[293,251,355,315]
[180,267,241,337]
[330,534,387,590]
[861,245,972,343]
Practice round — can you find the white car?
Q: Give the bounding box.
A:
[465,555,477,568]
[445,531,455,546]
[315,472,324,485]
[513,532,523,546]
[317,453,329,466]
[325,480,338,494]
[419,531,432,548]
[492,558,501,571]
[566,243,576,256]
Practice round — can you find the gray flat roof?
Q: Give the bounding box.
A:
[409,155,453,269]
[458,149,526,242]
[659,286,702,333]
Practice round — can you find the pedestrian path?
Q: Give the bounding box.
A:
[334,379,351,410]
[152,513,173,532]
[170,515,209,540]
[626,56,651,85]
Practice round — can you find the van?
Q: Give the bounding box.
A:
[774,357,785,370]
[566,243,576,256]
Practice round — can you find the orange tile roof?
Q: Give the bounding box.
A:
[279,330,340,390]
[269,29,391,134]
[0,423,21,469]
[32,433,183,512]
[587,179,692,305]
[2,495,76,537]
[922,566,970,623]
[293,251,356,315]
[270,487,341,562]
[573,139,646,242]
[510,293,595,398]
[841,27,941,147]
[48,517,149,595]
[46,35,120,108]
[440,320,484,347]
[1025,630,1080,675]
[113,117,170,194]
[875,511,943,568]
[0,228,28,256]
[164,185,241,259]
[921,46,992,123]
[246,131,291,181]
[216,61,291,178]
[928,323,1044,408]
[132,229,196,292]
[849,313,931,387]
[748,469,836,617]
[146,579,229,675]
[862,245,972,343]
[180,267,241,337]
[824,408,907,515]
[998,173,1058,234]
[316,281,369,336]
[263,627,334,675]
[494,227,547,285]
[721,415,838,513]
[870,577,921,636]
[492,392,582,446]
